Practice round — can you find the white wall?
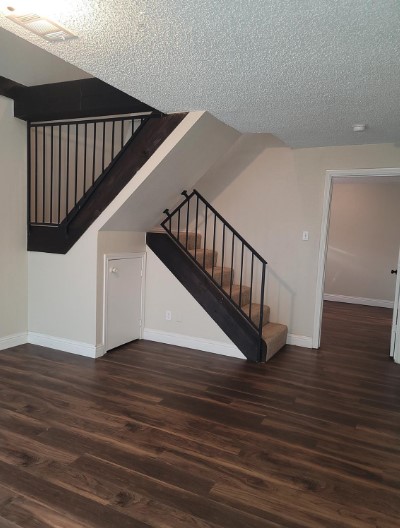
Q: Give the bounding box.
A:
[0,97,28,349]
[144,248,244,358]
[325,181,400,304]
[146,139,400,349]
[28,231,98,354]
[0,27,90,86]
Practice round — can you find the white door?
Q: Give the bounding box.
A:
[390,248,400,362]
[106,257,143,351]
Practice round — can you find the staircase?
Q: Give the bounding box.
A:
[28,112,187,253]
[147,190,288,362]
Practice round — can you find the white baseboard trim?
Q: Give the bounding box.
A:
[143,328,245,359]
[95,344,106,358]
[287,333,313,348]
[144,328,313,356]
[0,332,28,351]
[0,330,313,357]
[27,332,97,358]
[324,293,394,309]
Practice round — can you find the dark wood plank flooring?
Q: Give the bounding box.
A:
[1,301,399,527]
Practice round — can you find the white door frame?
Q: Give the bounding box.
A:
[313,168,400,349]
[103,252,146,352]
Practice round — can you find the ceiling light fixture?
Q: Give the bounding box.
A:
[352,124,367,132]
[0,1,77,42]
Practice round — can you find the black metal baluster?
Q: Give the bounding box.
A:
[212,214,216,279]
[239,242,244,307]
[58,124,62,223]
[66,124,70,216]
[34,126,38,223]
[177,208,181,243]
[92,122,97,184]
[50,125,54,223]
[259,263,266,360]
[194,195,199,261]
[203,205,208,268]
[111,120,115,161]
[185,199,190,249]
[121,119,124,149]
[42,125,46,223]
[230,233,234,297]
[27,123,31,226]
[131,118,134,139]
[83,122,87,193]
[74,123,79,206]
[249,253,254,322]
[102,121,106,171]
[221,225,225,288]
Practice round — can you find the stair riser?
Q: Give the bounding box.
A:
[229,287,251,307]
[211,269,233,288]
[191,250,217,268]
[173,232,202,250]
[248,306,270,326]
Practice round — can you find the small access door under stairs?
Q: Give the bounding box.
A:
[105,254,144,352]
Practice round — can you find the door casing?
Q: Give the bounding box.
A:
[313,168,400,358]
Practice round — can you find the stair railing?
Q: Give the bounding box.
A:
[28,112,162,229]
[161,190,267,360]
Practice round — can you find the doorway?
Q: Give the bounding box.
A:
[313,169,400,362]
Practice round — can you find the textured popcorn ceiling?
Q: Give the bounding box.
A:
[0,0,399,147]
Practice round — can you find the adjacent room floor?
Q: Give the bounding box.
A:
[0,302,399,527]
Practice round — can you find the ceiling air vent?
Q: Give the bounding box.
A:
[5,11,77,42]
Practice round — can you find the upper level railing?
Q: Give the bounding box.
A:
[27,112,161,228]
[161,190,267,359]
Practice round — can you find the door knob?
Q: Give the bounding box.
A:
[391,269,398,275]
[110,267,118,274]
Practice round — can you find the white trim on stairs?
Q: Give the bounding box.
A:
[324,294,394,309]
[0,332,28,351]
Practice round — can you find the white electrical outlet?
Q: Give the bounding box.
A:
[165,310,172,321]
[302,231,309,241]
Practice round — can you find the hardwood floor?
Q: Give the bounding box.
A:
[0,302,399,527]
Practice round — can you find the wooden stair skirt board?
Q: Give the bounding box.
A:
[28,113,187,254]
[147,231,288,362]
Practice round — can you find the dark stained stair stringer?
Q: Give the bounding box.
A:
[28,113,187,254]
[147,232,268,362]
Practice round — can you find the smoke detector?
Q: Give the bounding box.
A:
[1,4,77,42]
[352,124,367,132]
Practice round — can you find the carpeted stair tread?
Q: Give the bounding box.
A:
[206,266,233,287]
[262,323,288,361]
[241,303,270,326]
[189,248,217,267]
[172,231,202,250]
